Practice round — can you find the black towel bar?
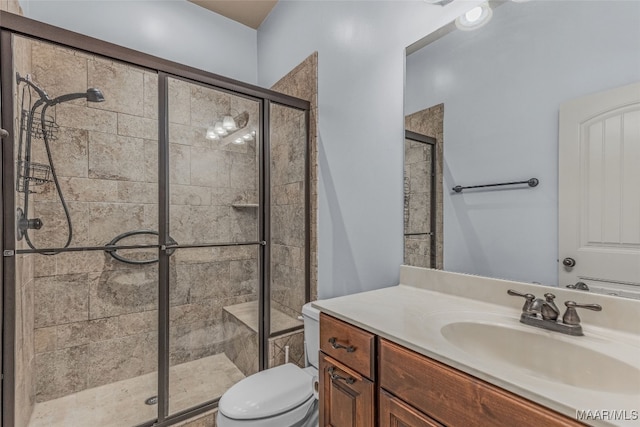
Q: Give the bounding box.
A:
[452,178,539,193]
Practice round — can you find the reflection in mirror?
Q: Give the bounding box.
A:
[404,108,444,269]
[404,0,640,298]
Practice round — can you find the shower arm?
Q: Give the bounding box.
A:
[48,92,91,106]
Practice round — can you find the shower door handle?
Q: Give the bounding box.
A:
[162,235,179,256]
[0,128,9,139]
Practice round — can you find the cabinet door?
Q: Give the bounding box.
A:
[379,390,444,427]
[320,354,374,427]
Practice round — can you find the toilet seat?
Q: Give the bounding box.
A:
[219,363,314,421]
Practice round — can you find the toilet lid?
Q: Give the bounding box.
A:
[219,363,313,420]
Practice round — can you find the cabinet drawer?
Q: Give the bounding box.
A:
[380,339,586,427]
[320,313,375,379]
[320,354,375,427]
[380,390,444,427]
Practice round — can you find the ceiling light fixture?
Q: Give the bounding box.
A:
[455,2,493,31]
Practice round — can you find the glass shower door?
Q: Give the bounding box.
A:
[9,35,159,427]
[268,103,308,366]
[165,77,262,416]
[2,20,310,427]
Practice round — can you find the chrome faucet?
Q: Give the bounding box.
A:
[508,289,602,336]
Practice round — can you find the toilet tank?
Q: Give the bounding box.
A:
[301,302,320,369]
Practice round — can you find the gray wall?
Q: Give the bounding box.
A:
[258,0,474,299]
[406,0,640,286]
[18,0,258,84]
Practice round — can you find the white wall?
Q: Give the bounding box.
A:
[406,1,640,286]
[258,0,478,299]
[18,0,258,83]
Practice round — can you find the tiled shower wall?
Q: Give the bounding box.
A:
[17,37,260,403]
[270,52,318,316]
[404,104,444,269]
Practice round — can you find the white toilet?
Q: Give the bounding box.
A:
[217,303,320,427]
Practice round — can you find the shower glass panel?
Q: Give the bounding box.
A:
[167,78,260,246]
[11,35,159,427]
[166,78,262,415]
[167,246,259,415]
[269,103,306,358]
[404,136,435,268]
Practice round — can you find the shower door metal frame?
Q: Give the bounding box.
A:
[0,11,311,427]
[404,130,438,268]
[0,28,17,427]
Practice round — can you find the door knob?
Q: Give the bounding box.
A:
[0,128,9,138]
[562,257,576,267]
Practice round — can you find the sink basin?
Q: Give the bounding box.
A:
[440,321,640,394]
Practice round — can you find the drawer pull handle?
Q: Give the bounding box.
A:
[328,337,355,352]
[328,367,356,384]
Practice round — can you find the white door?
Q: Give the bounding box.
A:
[559,82,640,296]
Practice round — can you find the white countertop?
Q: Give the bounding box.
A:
[312,267,640,427]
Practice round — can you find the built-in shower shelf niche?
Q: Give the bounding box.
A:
[231,203,259,209]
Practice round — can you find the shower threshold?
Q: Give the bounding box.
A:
[27,353,245,427]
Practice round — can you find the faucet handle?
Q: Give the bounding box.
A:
[562,301,602,326]
[507,289,536,313]
[541,293,560,320]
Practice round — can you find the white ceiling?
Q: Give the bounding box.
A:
[188,0,278,29]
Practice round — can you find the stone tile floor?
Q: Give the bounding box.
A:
[28,353,244,427]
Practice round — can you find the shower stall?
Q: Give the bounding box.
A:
[1,13,310,427]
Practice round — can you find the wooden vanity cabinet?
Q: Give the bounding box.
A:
[319,313,376,427]
[319,313,587,427]
[379,339,585,427]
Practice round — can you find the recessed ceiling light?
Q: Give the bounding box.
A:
[455,3,493,31]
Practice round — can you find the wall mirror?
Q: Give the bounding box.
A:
[404,0,640,299]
